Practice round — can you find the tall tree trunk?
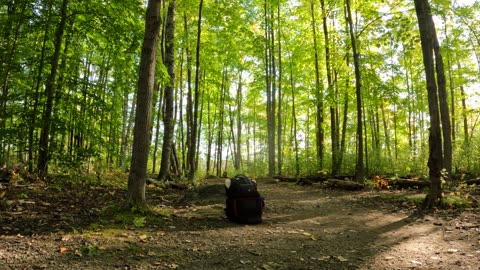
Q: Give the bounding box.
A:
[444,19,456,145]
[434,28,452,180]
[152,83,164,174]
[459,71,468,145]
[28,0,53,173]
[311,1,324,170]
[126,0,161,207]
[381,99,392,159]
[184,11,193,176]
[345,0,364,182]
[187,0,203,182]
[321,0,338,175]
[37,0,69,177]
[158,0,176,181]
[289,57,300,176]
[120,85,135,170]
[216,71,227,176]
[206,97,213,175]
[414,0,444,207]
[264,0,276,176]
[276,5,283,176]
[235,72,243,171]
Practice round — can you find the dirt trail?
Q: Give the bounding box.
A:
[1,178,479,269]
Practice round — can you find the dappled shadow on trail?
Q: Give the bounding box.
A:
[0,183,124,236]
[1,179,478,270]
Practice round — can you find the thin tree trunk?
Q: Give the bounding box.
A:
[321,0,338,175]
[184,11,193,176]
[120,85,136,170]
[381,99,392,159]
[187,0,203,181]
[215,69,227,176]
[311,1,324,170]
[28,0,53,172]
[264,0,276,177]
[158,0,176,181]
[206,97,213,175]
[277,5,283,176]
[433,28,452,179]
[235,72,243,170]
[37,0,69,177]
[459,81,468,145]
[289,57,300,176]
[345,0,364,182]
[444,19,456,145]
[152,83,163,174]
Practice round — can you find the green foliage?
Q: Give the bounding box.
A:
[1,0,480,184]
[98,203,171,229]
[441,193,473,209]
[17,193,29,199]
[77,244,103,256]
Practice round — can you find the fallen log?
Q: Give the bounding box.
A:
[325,178,364,190]
[146,179,189,190]
[274,175,329,185]
[182,184,226,203]
[465,179,480,185]
[388,179,430,189]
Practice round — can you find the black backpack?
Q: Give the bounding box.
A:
[225,175,263,224]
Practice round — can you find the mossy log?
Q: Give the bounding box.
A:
[465,179,480,185]
[182,184,226,203]
[388,179,430,189]
[325,179,364,190]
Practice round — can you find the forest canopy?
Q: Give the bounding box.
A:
[1,0,479,180]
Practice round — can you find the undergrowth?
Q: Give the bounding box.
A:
[97,203,173,229]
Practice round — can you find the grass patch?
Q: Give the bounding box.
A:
[96,203,172,229]
[372,190,477,210]
[441,193,474,209]
[77,244,103,256]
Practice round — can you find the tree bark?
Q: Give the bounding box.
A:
[321,0,339,175]
[264,0,276,177]
[276,5,283,176]
[126,0,161,207]
[459,81,468,145]
[158,0,176,181]
[28,0,53,173]
[414,0,444,208]
[37,0,69,177]
[433,24,452,179]
[152,83,163,174]
[289,55,300,176]
[234,73,243,171]
[311,1,324,170]
[187,0,203,182]
[345,0,364,182]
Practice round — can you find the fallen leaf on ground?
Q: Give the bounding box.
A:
[262,264,274,270]
[336,255,348,262]
[60,247,68,253]
[314,256,331,261]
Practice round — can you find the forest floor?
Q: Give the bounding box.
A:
[0,174,479,270]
